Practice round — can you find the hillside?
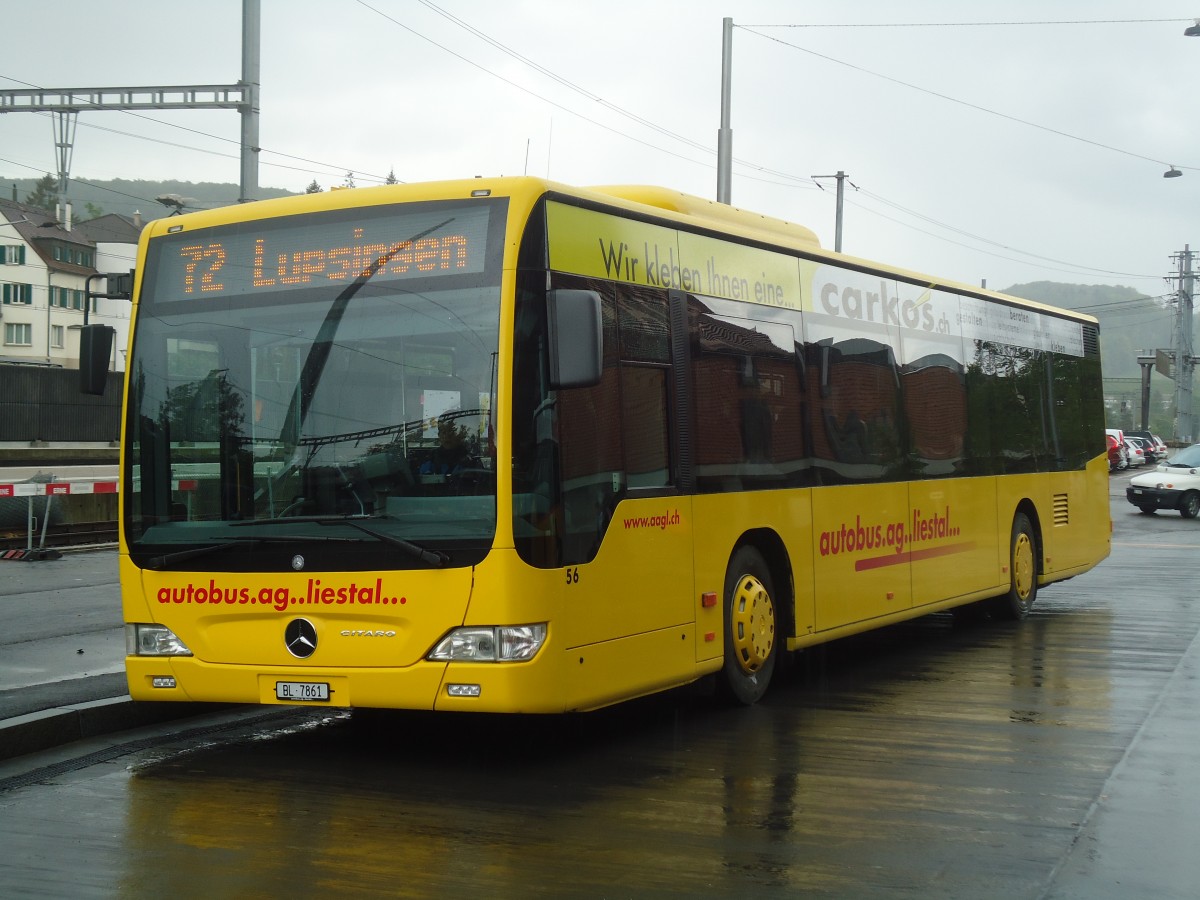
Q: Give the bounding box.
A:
[1,176,294,222]
[1,177,1180,382]
[1001,281,1176,380]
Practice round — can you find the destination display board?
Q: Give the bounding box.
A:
[145,201,497,304]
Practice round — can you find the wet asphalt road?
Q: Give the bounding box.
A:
[0,548,125,720]
[0,467,1198,898]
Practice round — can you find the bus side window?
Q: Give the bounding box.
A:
[555,299,623,562]
[812,337,904,481]
[690,298,804,492]
[903,355,966,476]
[620,364,670,488]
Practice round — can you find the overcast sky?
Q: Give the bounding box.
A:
[4,0,1200,295]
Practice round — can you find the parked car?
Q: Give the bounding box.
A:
[1123,436,1148,466]
[1125,431,1164,462]
[1126,443,1200,517]
[1127,435,1156,464]
[1105,429,1128,470]
[1106,433,1125,471]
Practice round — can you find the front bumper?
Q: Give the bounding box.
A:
[1126,484,1181,511]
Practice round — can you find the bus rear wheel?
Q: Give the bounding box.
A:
[991,512,1037,621]
[720,546,778,705]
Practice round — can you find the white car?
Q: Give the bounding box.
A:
[1123,437,1148,466]
[1127,443,1200,518]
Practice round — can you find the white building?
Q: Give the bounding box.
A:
[73,211,141,373]
[0,198,137,372]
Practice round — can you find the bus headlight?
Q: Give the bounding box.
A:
[427,624,547,662]
[126,623,193,657]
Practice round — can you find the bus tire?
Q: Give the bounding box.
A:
[992,512,1037,621]
[1180,491,1200,519]
[720,546,778,705]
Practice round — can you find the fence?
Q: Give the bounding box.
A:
[0,364,124,443]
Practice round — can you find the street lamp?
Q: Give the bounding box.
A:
[1165,24,1200,175]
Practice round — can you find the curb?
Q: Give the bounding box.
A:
[0,696,234,762]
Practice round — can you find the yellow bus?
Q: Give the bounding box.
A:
[103,177,1110,712]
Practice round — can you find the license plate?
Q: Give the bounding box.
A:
[276,681,330,702]
[1132,488,1143,495]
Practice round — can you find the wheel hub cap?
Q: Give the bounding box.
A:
[1013,533,1034,601]
[731,574,775,673]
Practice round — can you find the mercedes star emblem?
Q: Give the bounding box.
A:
[285,618,318,658]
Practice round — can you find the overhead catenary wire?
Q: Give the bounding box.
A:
[0,76,390,186]
[743,18,1191,28]
[851,188,1160,280]
[736,24,1193,173]
[0,10,1183,286]
[356,4,1171,283]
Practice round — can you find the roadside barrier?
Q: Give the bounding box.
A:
[0,479,118,561]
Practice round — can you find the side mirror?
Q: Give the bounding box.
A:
[79,324,116,395]
[547,289,602,388]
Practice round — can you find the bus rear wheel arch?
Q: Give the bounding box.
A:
[720,545,779,705]
[991,511,1039,621]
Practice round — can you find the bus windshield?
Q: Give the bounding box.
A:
[124,198,505,571]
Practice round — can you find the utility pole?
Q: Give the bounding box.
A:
[813,170,850,252]
[1168,246,1197,443]
[716,17,733,204]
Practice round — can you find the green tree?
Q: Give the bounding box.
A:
[305,179,323,194]
[385,168,399,185]
[341,171,356,189]
[25,173,58,212]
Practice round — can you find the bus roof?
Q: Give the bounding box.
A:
[578,182,1097,328]
[140,175,1097,327]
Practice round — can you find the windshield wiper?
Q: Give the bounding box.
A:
[327,517,450,568]
[232,515,449,567]
[147,539,256,570]
[145,533,358,570]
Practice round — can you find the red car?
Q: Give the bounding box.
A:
[1106,433,1124,471]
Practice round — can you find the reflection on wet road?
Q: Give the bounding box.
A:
[2,480,1199,897]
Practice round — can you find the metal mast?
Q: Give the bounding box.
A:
[239,0,261,203]
[716,17,733,204]
[1170,247,1196,443]
[0,0,262,217]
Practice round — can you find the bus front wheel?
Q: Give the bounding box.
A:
[720,546,778,705]
[992,512,1038,621]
